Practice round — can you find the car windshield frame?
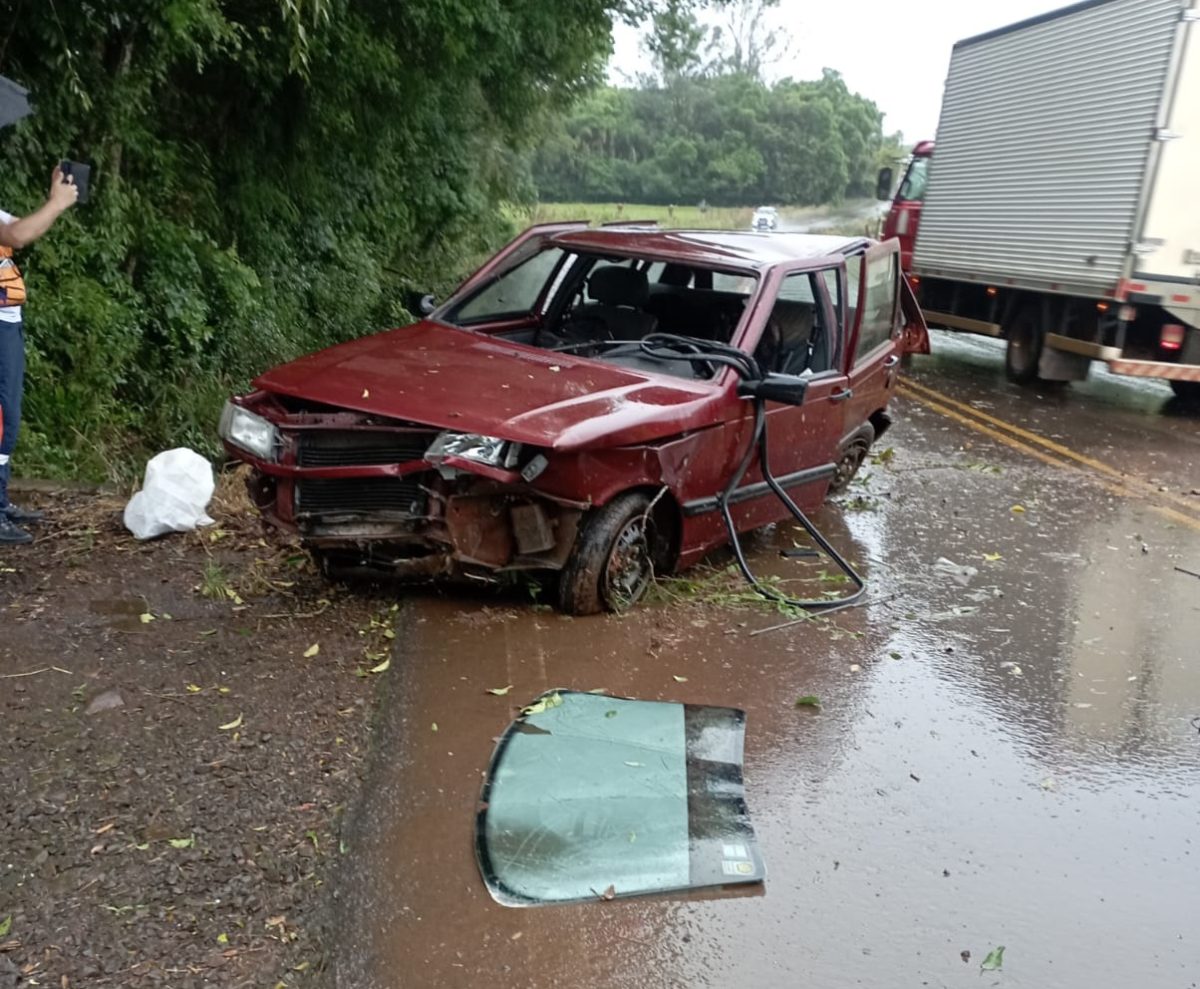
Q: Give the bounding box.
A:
[437,244,770,384]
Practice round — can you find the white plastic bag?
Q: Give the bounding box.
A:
[123,448,216,540]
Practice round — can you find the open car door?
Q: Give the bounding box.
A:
[899,274,930,355]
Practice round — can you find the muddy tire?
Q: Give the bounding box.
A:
[558,492,655,615]
[828,424,875,495]
[1004,304,1043,383]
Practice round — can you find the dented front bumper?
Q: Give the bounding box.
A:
[225,399,586,580]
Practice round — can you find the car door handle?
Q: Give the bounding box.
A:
[830,387,854,402]
[882,355,900,369]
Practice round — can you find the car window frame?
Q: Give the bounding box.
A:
[846,242,901,368]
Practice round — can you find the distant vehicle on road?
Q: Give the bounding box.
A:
[220,224,928,613]
[878,0,1200,401]
[751,207,778,232]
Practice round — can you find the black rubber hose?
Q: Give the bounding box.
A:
[635,335,867,612]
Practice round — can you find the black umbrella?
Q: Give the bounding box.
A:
[0,75,31,129]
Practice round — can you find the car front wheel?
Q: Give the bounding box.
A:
[558,492,655,615]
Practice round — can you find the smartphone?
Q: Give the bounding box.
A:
[59,159,91,204]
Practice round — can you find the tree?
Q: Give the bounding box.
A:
[0,0,698,478]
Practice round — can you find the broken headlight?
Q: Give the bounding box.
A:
[426,432,521,470]
[219,401,279,462]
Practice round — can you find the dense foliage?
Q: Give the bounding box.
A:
[533,0,897,206]
[0,0,640,479]
[533,69,893,207]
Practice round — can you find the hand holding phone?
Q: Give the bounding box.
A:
[58,159,90,205]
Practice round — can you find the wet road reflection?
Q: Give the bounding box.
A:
[334,347,1200,989]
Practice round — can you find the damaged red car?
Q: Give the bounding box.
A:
[219,223,928,614]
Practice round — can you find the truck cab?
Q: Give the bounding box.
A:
[879,140,933,271]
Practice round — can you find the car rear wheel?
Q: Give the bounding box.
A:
[828,424,875,495]
[1004,303,1043,383]
[558,492,654,615]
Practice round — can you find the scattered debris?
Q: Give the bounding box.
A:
[795,695,821,709]
[85,689,125,716]
[123,448,216,540]
[935,557,978,586]
[980,946,1005,972]
[486,685,514,696]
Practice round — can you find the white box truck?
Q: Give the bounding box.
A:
[879,0,1200,401]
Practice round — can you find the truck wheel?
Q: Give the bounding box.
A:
[1169,379,1200,405]
[558,492,655,615]
[1004,304,1043,383]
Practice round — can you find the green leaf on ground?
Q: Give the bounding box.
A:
[217,933,229,945]
[168,836,194,849]
[303,643,320,658]
[139,612,155,624]
[795,695,821,709]
[0,915,10,937]
[218,713,243,730]
[369,657,390,673]
[522,692,564,716]
[980,946,1005,971]
[486,685,513,696]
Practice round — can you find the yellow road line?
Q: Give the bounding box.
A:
[900,376,1200,515]
[896,384,1200,534]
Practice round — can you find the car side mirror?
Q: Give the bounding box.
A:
[419,294,437,316]
[875,167,893,201]
[739,373,809,406]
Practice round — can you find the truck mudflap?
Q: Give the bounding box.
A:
[1106,359,1200,383]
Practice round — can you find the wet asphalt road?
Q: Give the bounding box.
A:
[334,331,1200,989]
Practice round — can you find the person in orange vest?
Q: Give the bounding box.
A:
[0,164,78,544]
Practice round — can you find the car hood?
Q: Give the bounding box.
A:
[254,321,726,451]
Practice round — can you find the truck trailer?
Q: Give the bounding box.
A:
[880,0,1200,401]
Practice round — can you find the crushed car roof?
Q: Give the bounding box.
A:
[550,228,868,270]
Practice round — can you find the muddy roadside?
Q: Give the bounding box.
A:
[0,475,405,989]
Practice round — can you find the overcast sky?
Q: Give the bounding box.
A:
[611,0,1069,142]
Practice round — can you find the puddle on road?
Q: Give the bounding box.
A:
[335,413,1200,989]
[87,596,151,632]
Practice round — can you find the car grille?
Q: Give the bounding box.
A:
[295,429,437,468]
[295,476,429,518]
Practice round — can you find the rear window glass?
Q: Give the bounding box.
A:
[476,690,765,906]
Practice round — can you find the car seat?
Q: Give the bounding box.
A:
[565,265,658,342]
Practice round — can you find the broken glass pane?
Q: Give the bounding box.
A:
[476,690,765,906]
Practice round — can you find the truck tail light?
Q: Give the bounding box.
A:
[1160,324,1185,351]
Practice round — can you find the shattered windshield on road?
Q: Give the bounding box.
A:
[476,690,765,907]
[443,249,759,380]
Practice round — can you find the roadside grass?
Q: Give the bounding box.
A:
[529,202,753,230]
[527,200,881,236]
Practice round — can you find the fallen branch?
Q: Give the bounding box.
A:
[262,598,332,620]
[749,591,902,636]
[0,665,74,678]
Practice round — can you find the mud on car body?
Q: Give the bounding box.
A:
[220,223,928,614]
